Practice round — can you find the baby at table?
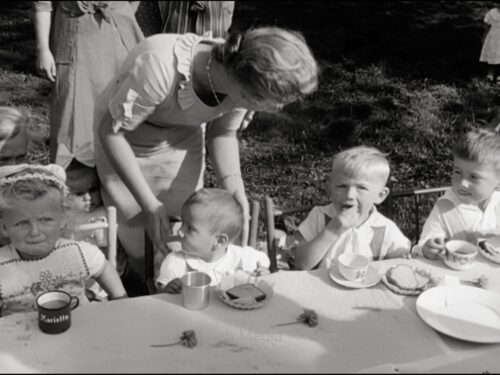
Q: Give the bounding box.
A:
[156,188,270,293]
[413,128,500,259]
[292,145,411,270]
[0,164,127,316]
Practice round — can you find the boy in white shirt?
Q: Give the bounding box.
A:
[414,129,500,259]
[156,188,270,293]
[293,146,411,270]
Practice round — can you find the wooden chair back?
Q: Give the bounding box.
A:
[70,206,118,268]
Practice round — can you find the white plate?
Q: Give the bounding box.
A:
[329,265,381,289]
[416,285,500,343]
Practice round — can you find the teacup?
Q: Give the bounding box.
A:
[36,290,79,334]
[338,253,370,281]
[441,240,477,271]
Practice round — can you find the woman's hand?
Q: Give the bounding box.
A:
[36,48,56,82]
[144,200,171,254]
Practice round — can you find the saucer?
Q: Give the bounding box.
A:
[329,265,381,289]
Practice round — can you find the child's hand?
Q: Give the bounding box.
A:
[422,237,445,260]
[252,262,271,277]
[165,278,182,294]
[326,207,359,234]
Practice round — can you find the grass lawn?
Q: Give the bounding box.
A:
[1,0,500,242]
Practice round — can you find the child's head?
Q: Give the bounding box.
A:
[451,129,500,207]
[0,164,68,259]
[329,146,390,225]
[0,106,29,166]
[178,188,243,262]
[66,160,102,212]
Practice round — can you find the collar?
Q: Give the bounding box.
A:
[173,33,226,111]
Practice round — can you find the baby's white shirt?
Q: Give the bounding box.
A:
[156,244,270,287]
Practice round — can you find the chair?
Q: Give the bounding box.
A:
[382,186,449,243]
[70,206,118,268]
[144,199,261,294]
[264,196,330,273]
[263,186,449,271]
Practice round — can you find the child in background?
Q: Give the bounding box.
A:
[480,6,500,83]
[156,188,270,294]
[64,160,106,248]
[292,146,411,270]
[414,129,500,259]
[63,160,111,301]
[0,106,29,166]
[0,164,127,316]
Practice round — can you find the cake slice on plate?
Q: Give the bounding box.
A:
[386,264,431,291]
[226,283,266,302]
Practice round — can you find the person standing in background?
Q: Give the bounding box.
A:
[135,1,235,38]
[480,5,500,83]
[32,1,144,181]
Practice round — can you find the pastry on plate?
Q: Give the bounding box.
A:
[226,283,266,302]
[383,264,432,295]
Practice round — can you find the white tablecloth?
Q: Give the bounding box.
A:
[0,256,499,373]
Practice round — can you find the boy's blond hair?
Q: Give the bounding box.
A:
[183,188,242,243]
[452,129,500,171]
[0,106,28,146]
[331,146,390,185]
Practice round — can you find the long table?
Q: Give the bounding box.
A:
[1,256,500,373]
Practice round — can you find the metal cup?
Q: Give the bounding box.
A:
[181,271,211,310]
